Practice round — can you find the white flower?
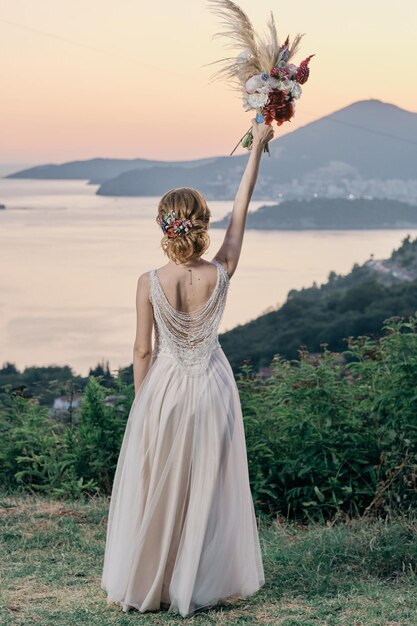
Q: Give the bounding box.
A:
[267,77,282,89]
[247,92,269,109]
[285,63,298,78]
[280,78,293,91]
[245,74,263,94]
[257,83,271,94]
[291,82,302,99]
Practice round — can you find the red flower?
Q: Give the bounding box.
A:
[275,101,294,125]
[296,54,315,85]
[270,66,288,79]
[262,89,294,125]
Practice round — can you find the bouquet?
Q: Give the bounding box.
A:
[207,0,315,155]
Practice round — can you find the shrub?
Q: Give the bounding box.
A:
[239,314,417,520]
[0,375,133,499]
[1,315,417,522]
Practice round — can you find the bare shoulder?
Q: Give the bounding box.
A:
[136,270,152,300]
[137,270,152,286]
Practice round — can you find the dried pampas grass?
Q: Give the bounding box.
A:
[206,0,304,89]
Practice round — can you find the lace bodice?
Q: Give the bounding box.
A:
[149,260,230,376]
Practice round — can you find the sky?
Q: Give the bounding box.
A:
[1,0,416,164]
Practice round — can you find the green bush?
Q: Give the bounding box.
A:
[74,377,127,493]
[1,315,417,522]
[0,375,133,499]
[0,392,95,497]
[238,314,417,520]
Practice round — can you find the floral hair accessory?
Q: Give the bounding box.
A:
[157,208,193,238]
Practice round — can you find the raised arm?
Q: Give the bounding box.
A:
[212,119,274,278]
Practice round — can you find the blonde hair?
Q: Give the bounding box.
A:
[157,187,211,264]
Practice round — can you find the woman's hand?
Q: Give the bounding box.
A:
[251,118,275,149]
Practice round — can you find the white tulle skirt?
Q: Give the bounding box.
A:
[101,346,265,618]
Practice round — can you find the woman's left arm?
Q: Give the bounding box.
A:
[133,272,153,394]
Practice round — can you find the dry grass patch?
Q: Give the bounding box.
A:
[3,575,105,624]
[2,495,417,625]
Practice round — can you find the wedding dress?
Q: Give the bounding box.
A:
[101,259,265,617]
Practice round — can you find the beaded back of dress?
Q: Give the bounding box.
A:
[149,260,230,377]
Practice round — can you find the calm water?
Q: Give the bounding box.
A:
[1,179,416,376]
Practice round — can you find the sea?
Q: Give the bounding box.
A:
[1,178,417,376]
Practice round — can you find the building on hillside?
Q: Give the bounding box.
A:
[53,395,82,411]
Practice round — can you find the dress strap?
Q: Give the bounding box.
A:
[148,269,156,304]
[212,260,230,282]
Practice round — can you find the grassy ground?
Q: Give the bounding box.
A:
[0,495,416,626]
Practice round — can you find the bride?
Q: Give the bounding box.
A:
[101,118,274,617]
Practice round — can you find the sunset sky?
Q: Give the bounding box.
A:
[1,0,416,164]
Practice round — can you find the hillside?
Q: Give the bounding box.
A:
[212,198,417,230]
[219,235,417,371]
[95,99,417,201]
[97,156,237,198]
[5,156,219,184]
[5,99,417,203]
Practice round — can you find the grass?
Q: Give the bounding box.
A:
[0,495,416,625]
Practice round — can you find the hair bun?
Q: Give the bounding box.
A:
[157,188,211,264]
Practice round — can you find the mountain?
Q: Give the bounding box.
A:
[263,98,417,180]
[5,156,220,184]
[219,235,417,371]
[96,99,417,201]
[6,100,417,202]
[212,198,417,230]
[0,163,34,177]
[97,157,241,198]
